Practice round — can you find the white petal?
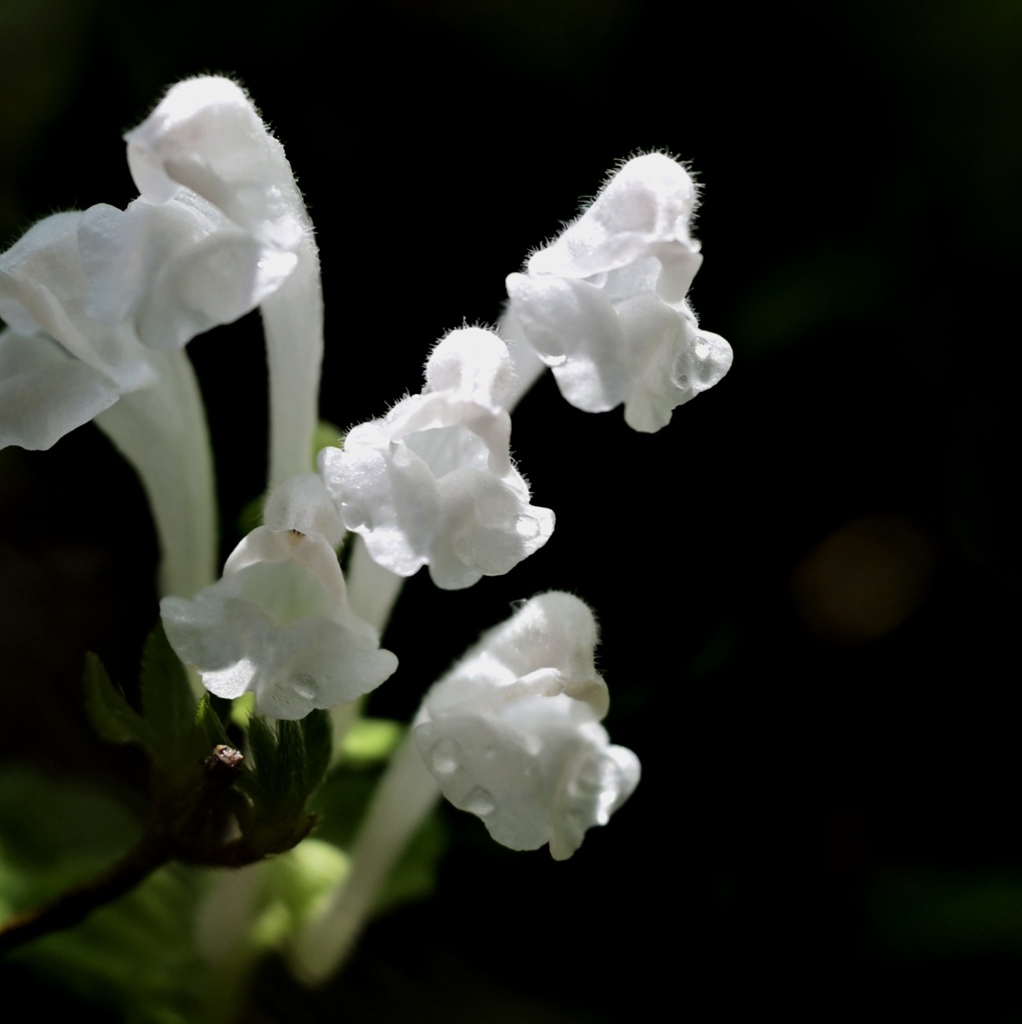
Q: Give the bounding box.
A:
[262,472,343,547]
[505,272,626,413]
[504,154,730,428]
[80,195,297,352]
[126,77,303,250]
[414,713,551,852]
[0,212,153,391]
[425,327,514,407]
[429,469,555,590]
[161,523,398,718]
[321,440,439,578]
[0,329,119,450]
[125,76,323,487]
[413,594,637,858]
[618,297,734,433]
[322,329,552,588]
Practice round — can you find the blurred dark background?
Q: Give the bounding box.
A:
[0,0,1019,1020]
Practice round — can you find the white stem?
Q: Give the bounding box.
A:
[502,332,547,411]
[327,537,404,760]
[292,734,441,982]
[261,234,323,489]
[94,348,217,603]
[344,534,405,634]
[328,698,361,760]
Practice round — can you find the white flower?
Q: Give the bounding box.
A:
[78,189,297,355]
[502,153,732,432]
[0,209,220,597]
[319,327,555,591]
[413,592,640,860]
[160,474,398,719]
[0,211,154,450]
[0,76,320,596]
[124,75,323,486]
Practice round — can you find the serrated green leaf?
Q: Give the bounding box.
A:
[83,653,156,751]
[139,625,202,772]
[240,715,276,808]
[275,719,307,806]
[195,696,233,751]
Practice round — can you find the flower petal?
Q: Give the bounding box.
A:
[322,329,553,589]
[0,329,119,450]
[413,593,636,858]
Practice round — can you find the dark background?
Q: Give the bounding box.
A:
[1,0,1019,1020]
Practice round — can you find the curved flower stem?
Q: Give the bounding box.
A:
[344,535,405,634]
[0,833,173,956]
[291,734,441,983]
[500,325,547,411]
[262,234,324,490]
[95,348,217,603]
[327,538,404,757]
[303,334,548,979]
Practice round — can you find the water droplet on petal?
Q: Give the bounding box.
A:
[463,786,495,816]
[568,753,624,825]
[430,736,461,775]
[293,674,317,702]
[340,500,370,531]
[544,353,568,367]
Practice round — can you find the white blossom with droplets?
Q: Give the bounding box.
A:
[413,592,640,860]
[319,327,555,591]
[160,474,398,719]
[502,152,732,432]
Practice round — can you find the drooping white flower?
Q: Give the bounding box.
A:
[413,592,640,860]
[124,75,323,487]
[161,474,398,720]
[502,153,732,431]
[319,327,554,591]
[0,212,154,450]
[0,76,320,597]
[0,210,219,598]
[78,188,297,355]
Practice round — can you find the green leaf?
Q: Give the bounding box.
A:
[314,419,343,453]
[274,719,307,806]
[0,767,142,917]
[194,695,233,751]
[341,717,403,768]
[241,715,277,808]
[138,624,202,773]
[83,652,156,751]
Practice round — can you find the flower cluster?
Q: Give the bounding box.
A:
[1,76,732,967]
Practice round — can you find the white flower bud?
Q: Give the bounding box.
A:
[161,475,398,719]
[319,328,554,590]
[503,153,732,431]
[414,593,640,860]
